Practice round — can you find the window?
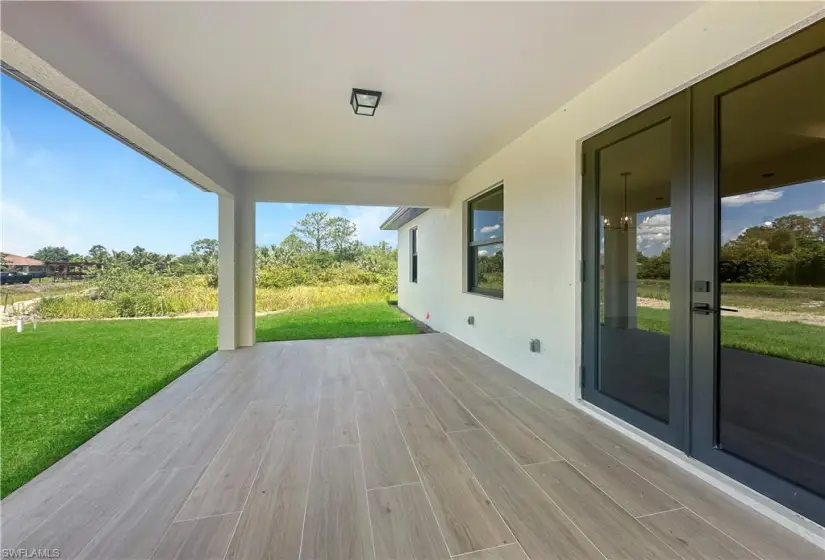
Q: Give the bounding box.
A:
[467,185,504,297]
[410,227,418,283]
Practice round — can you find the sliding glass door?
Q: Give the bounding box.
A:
[583,20,825,524]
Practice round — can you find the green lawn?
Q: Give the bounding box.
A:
[0,302,419,497]
[0,318,217,497]
[256,302,419,342]
[637,307,825,366]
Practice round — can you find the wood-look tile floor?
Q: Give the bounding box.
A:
[3,334,823,560]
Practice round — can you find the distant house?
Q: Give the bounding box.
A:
[0,253,46,274]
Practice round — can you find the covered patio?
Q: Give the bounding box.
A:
[2,334,819,560]
[3,1,825,556]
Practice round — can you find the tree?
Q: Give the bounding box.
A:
[328,216,357,256]
[280,233,312,255]
[88,245,110,263]
[191,238,218,259]
[292,211,332,251]
[31,246,71,262]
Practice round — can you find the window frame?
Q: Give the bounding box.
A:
[466,184,504,298]
[410,227,418,283]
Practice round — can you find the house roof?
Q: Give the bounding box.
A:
[380,207,428,231]
[1,253,45,266]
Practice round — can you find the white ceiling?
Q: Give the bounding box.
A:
[72,1,699,185]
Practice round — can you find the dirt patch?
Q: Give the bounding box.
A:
[637,297,825,327]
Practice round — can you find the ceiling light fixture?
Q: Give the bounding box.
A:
[603,172,635,232]
[350,88,382,116]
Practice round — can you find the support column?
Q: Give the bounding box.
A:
[218,194,256,350]
[603,206,637,329]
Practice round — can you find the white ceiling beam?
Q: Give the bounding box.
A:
[242,171,451,208]
[0,2,238,196]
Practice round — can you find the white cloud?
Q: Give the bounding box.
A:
[333,205,397,246]
[721,190,783,207]
[1,199,80,256]
[636,213,671,256]
[480,224,501,234]
[782,203,825,218]
[478,249,488,256]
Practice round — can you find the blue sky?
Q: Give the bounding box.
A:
[635,180,824,257]
[0,74,395,257]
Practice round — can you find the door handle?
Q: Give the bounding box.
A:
[692,303,739,314]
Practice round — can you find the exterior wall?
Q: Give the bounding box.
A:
[396,2,825,402]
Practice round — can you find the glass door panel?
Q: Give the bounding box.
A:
[599,121,672,423]
[582,93,689,449]
[716,50,825,498]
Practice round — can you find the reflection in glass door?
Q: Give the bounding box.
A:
[599,122,672,423]
[718,50,825,497]
[692,33,825,524]
[582,93,689,448]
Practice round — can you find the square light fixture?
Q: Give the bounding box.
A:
[350,88,382,116]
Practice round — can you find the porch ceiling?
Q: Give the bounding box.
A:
[1,2,700,205]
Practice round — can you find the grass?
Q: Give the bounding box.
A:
[0,318,218,497]
[33,283,393,319]
[636,307,825,366]
[0,302,418,496]
[257,302,419,342]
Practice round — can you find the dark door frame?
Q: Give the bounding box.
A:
[691,22,825,526]
[581,91,691,450]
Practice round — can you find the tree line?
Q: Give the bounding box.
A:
[638,214,825,285]
[21,211,398,289]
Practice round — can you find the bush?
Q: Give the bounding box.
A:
[31,252,399,320]
[258,267,311,289]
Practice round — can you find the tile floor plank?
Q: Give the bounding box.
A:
[640,508,760,560]
[371,349,424,409]
[450,429,601,560]
[497,396,680,517]
[77,466,204,560]
[564,414,825,560]
[356,390,419,489]
[525,461,679,560]
[0,450,113,548]
[18,452,166,559]
[151,512,240,560]
[225,414,317,560]
[463,400,561,465]
[175,399,281,521]
[321,346,360,398]
[394,407,514,555]
[368,483,450,560]
[85,351,233,454]
[317,394,359,448]
[454,544,531,560]
[404,364,480,432]
[300,444,374,560]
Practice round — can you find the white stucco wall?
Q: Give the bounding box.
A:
[395,2,825,403]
